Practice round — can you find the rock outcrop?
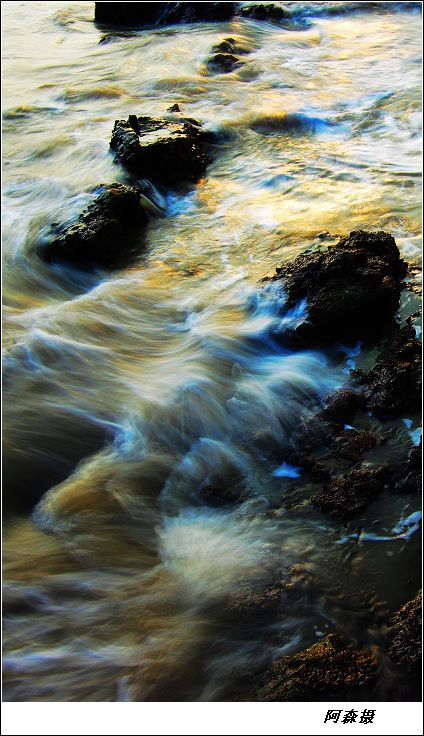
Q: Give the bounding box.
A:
[311,466,390,519]
[252,633,376,701]
[352,321,421,417]
[40,183,148,269]
[110,115,211,184]
[263,230,408,345]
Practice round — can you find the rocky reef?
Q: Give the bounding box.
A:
[251,633,376,701]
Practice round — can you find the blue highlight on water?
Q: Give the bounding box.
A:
[272,463,302,479]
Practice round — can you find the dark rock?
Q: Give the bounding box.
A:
[206,53,241,73]
[293,416,341,455]
[311,466,390,519]
[319,389,362,424]
[227,580,286,621]
[128,114,140,133]
[227,566,312,622]
[167,103,181,112]
[389,593,422,672]
[332,429,382,463]
[286,451,331,483]
[94,2,236,27]
[110,115,211,184]
[352,321,421,417]
[40,183,148,269]
[263,230,408,346]
[395,439,422,495]
[252,633,376,701]
[239,3,290,22]
[199,471,246,507]
[211,37,251,55]
[212,37,237,54]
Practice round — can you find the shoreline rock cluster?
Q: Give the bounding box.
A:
[94,2,422,29]
[39,112,213,268]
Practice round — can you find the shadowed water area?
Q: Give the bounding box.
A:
[2,1,422,701]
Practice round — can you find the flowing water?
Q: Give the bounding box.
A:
[2,1,422,701]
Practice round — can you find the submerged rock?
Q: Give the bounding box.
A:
[389,593,422,672]
[252,633,376,701]
[206,52,241,73]
[311,466,389,519]
[94,2,236,27]
[352,321,421,417]
[263,230,408,346]
[211,37,246,54]
[110,115,211,184]
[40,183,148,269]
[205,35,252,75]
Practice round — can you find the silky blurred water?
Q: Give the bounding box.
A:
[2,1,422,701]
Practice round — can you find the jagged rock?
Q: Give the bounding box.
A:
[352,321,421,417]
[389,593,422,672]
[94,2,236,27]
[239,3,290,22]
[251,633,376,701]
[40,183,148,269]
[311,466,389,519]
[263,230,407,346]
[110,115,211,184]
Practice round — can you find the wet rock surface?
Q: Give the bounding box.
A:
[94,2,236,27]
[263,230,408,346]
[352,321,422,417]
[251,633,376,701]
[110,115,211,184]
[319,389,363,424]
[205,36,252,74]
[389,593,422,672]
[239,3,290,22]
[311,466,390,519]
[212,37,251,55]
[206,52,241,74]
[40,183,148,269]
